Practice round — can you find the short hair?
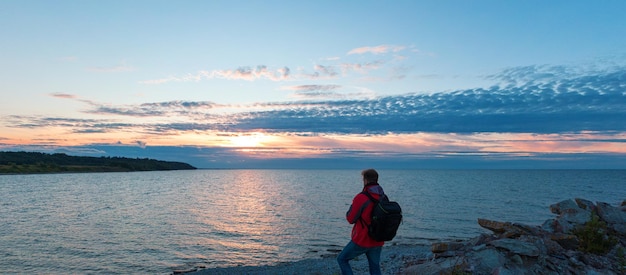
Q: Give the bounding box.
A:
[361,168,378,183]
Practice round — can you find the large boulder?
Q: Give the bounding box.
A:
[596,201,626,235]
[550,198,592,233]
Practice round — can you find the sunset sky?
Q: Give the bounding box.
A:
[1,1,625,169]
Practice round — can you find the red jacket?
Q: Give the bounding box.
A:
[345,183,385,248]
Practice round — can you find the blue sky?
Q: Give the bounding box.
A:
[1,1,625,169]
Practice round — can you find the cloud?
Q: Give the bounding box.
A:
[295,61,385,80]
[6,65,626,139]
[348,45,406,55]
[140,47,398,84]
[50,93,77,99]
[281,85,378,100]
[284,85,342,92]
[309,64,338,78]
[230,66,626,134]
[4,62,624,169]
[79,100,223,118]
[135,140,147,148]
[73,128,109,134]
[140,65,291,84]
[87,105,165,117]
[339,60,384,74]
[0,145,107,155]
[210,65,291,81]
[138,76,181,85]
[3,115,134,134]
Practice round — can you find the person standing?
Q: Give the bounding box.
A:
[337,168,385,275]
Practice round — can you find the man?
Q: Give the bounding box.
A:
[337,168,385,275]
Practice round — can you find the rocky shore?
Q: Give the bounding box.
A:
[404,198,626,274]
[182,198,625,275]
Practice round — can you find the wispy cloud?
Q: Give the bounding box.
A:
[339,60,385,74]
[21,65,626,136]
[140,46,409,84]
[50,93,78,99]
[285,85,341,99]
[347,45,406,55]
[284,85,342,92]
[281,85,376,100]
[232,66,626,134]
[3,115,132,134]
[71,100,224,118]
[140,66,291,84]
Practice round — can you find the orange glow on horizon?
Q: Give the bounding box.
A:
[1,126,625,159]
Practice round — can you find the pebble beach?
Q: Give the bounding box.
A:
[184,244,433,275]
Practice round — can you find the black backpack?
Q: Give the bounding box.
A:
[361,191,402,242]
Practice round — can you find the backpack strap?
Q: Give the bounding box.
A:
[363,190,390,203]
[351,195,371,224]
[361,190,379,203]
[357,191,379,227]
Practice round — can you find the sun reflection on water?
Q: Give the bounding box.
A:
[188,170,294,265]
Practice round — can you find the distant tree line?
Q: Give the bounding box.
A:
[0,151,196,174]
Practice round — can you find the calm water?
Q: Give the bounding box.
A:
[1,169,625,274]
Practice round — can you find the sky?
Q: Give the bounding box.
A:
[1,0,625,169]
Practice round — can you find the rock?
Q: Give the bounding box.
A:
[468,233,494,247]
[430,241,466,253]
[401,256,462,275]
[173,267,198,274]
[596,202,626,224]
[510,253,523,265]
[596,201,626,235]
[575,198,596,211]
[403,199,625,274]
[551,198,592,233]
[550,233,579,250]
[550,199,579,215]
[490,238,540,257]
[477,218,532,238]
[541,218,557,233]
[468,247,505,274]
[477,218,509,233]
[542,235,566,254]
[492,266,529,275]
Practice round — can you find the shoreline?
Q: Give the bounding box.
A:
[178,197,626,274]
[181,243,433,275]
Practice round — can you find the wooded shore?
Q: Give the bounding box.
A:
[0,151,196,174]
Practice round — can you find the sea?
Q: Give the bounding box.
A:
[1,169,625,274]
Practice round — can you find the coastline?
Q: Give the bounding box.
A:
[0,151,196,174]
[182,243,433,275]
[179,198,626,274]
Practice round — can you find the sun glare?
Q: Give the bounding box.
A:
[226,133,271,147]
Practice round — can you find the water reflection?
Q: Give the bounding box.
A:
[2,170,625,273]
[188,170,286,266]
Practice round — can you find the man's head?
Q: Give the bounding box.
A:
[361,168,378,185]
